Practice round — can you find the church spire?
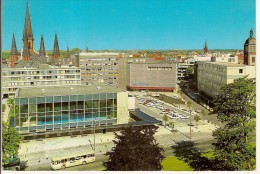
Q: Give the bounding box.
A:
[65,46,70,58]
[23,1,34,54]
[22,29,30,61]
[10,33,19,67]
[53,33,60,58]
[204,40,208,54]
[39,34,46,57]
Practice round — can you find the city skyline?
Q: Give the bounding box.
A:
[2,0,256,51]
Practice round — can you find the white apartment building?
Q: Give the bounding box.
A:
[197,61,255,98]
[2,64,81,98]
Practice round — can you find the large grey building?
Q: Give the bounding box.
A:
[127,62,177,91]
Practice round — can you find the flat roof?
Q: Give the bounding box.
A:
[17,85,124,98]
[199,61,245,67]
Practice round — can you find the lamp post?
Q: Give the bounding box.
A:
[194,92,199,103]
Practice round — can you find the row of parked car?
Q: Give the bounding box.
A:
[136,96,192,120]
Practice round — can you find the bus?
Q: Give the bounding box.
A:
[50,149,95,170]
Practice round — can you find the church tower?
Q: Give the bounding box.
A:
[244,29,256,65]
[39,34,46,57]
[22,28,30,61]
[65,46,70,58]
[53,33,60,58]
[203,40,208,54]
[23,1,34,54]
[10,33,19,67]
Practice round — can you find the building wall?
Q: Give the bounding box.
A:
[13,91,128,134]
[197,62,253,98]
[127,63,177,91]
[79,56,119,86]
[1,67,81,98]
[117,91,129,124]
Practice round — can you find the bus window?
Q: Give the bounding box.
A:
[75,156,81,160]
[70,158,75,163]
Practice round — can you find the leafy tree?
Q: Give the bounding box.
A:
[162,114,169,127]
[169,121,175,134]
[104,125,165,171]
[2,122,21,165]
[70,48,82,54]
[187,101,192,113]
[2,104,6,112]
[194,115,200,128]
[212,77,256,170]
[177,97,182,109]
[177,89,183,99]
[201,109,206,119]
[2,51,11,60]
[187,101,192,139]
[185,67,194,79]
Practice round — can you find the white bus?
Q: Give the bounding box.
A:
[50,149,95,170]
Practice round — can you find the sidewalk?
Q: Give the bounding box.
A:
[18,125,173,156]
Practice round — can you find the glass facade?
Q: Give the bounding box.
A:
[13,93,117,133]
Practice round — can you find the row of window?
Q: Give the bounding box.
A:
[147,67,173,70]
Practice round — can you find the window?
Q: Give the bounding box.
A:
[239,69,243,73]
[252,57,255,64]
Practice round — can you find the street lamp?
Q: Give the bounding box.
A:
[194,92,199,103]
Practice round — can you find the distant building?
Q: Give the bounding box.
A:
[12,85,129,135]
[197,61,255,99]
[127,62,177,91]
[244,29,256,66]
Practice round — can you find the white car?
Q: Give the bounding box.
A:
[179,114,189,119]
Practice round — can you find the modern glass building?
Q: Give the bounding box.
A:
[12,85,129,134]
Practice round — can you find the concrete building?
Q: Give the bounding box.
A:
[78,52,119,86]
[127,62,177,91]
[12,85,129,134]
[197,61,255,99]
[1,65,81,98]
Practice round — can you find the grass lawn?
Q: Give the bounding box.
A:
[162,156,193,171]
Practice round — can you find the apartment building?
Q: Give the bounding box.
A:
[2,64,81,98]
[197,61,255,98]
[79,52,120,86]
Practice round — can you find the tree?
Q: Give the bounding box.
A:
[177,89,183,99]
[185,67,194,79]
[212,77,256,170]
[177,97,182,109]
[104,125,165,171]
[70,48,82,54]
[162,114,169,127]
[186,101,192,139]
[187,101,192,113]
[2,122,21,165]
[194,115,200,128]
[201,109,206,119]
[169,121,175,134]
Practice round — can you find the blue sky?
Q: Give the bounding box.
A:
[2,0,256,50]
